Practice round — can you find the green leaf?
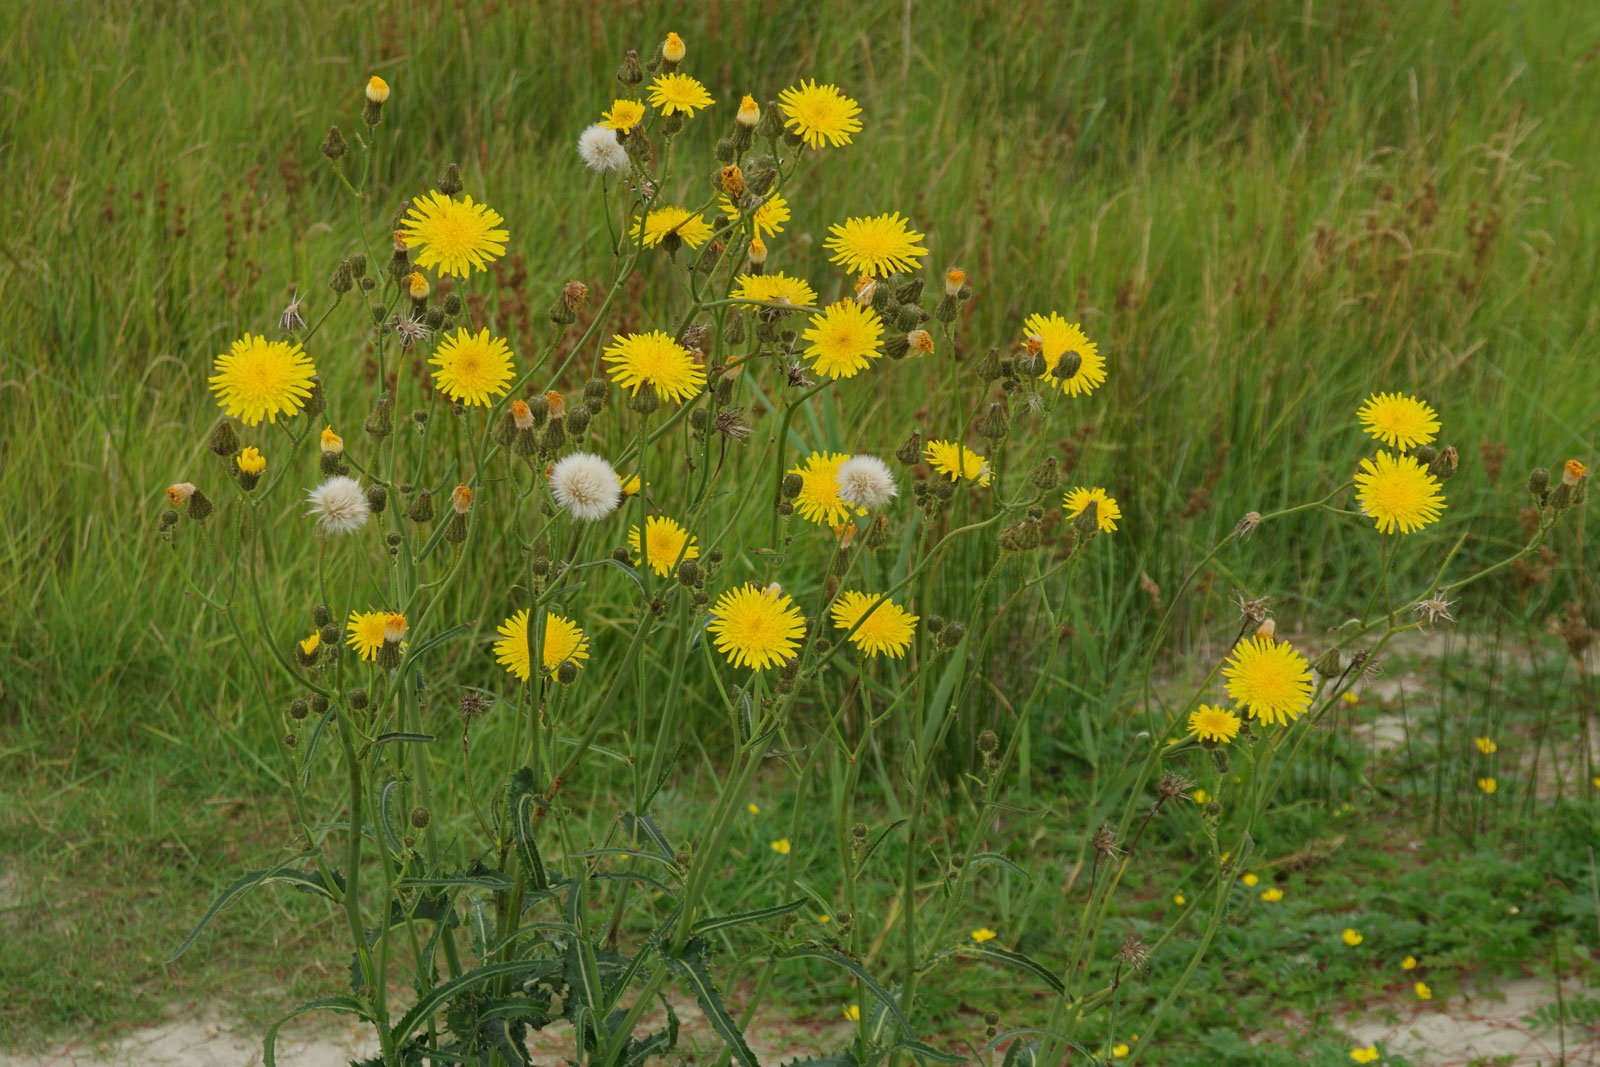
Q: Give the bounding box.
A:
[168,851,332,961]
[377,778,405,854]
[602,557,648,599]
[894,1037,966,1064]
[507,767,549,890]
[407,623,471,660]
[954,943,1063,994]
[779,944,916,1039]
[692,897,807,937]
[374,731,435,746]
[965,851,1031,881]
[264,996,369,1067]
[661,939,759,1066]
[399,871,515,892]
[617,810,675,861]
[856,818,908,875]
[390,960,562,1047]
[620,995,679,1065]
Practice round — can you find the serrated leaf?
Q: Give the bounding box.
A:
[692,897,807,937]
[779,944,915,1039]
[168,851,330,961]
[894,1037,966,1064]
[264,995,369,1067]
[954,943,1063,994]
[617,811,675,861]
[856,818,908,875]
[661,939,758,1066]
[508,767,549,890]
[374,731,436,747]
[378,778,406,854]
[390,961,563,1049]
[965,851,1030,881]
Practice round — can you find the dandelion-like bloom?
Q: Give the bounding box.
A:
[1350,1048,1379,1064]
[577,124,629,174]
[802,300,884,380]
[969,928,998,944]
[1260,888,1284,903]
[306,475,371,536]
[843,1005,860,1022]
[708,583,806,671]
[631,205,713,249]
[601,98,646,131]
[1473,736,1497,755]
[602,331,706,403]
[720,192,790,237]
[1241,873,1259,887]
[209,335,317,426]
[770,838,791,855]
[346,610,394,662]
[1402,956,1418,970]
[399,191,509,278]
[1223,636,1314,726]
[924,440,991,486]
[1187,704,1241,744]
[825,213,929,278]
[493,609,590,681]
[1477,777,1497,794]
[790,451,866,526]
[732,272,818,308]
[1023,313,1105,398]
[1354,451,1446,535]
[647,72,714,116]
[1062,486,1122,533]
[320,426,343,454]
[777,80,864,149]
[549,452,623,521]
[1342,928,1364,947]
[1413,982,1432,1000]
[835,455,897,510]
[1358,392,1440,452]
[628,514,700,577]
[235,447,266,475]
[430,328,515,406]
[831,590,918,658]
[365,76,390,103]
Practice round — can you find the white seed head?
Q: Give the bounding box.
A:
[836,454,898,510]
[550,452,622,521]
[577,124,629,174]
[306,475,371,536]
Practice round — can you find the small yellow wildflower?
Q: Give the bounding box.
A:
[1477,777,1497,794]
[746,802,760,815]
[1473,736,1498,755]
[1341,691,1360,705]
[1401,955,1417,970]
[1260,887,1284,903]
[1173,893,1186,906]
[1414,981,1432,1000]
[1241,872,1259,887]
[1111,1044,1130,1059]
[1349,1048,1379,1064]
[1192,788,1210,804]
[1341,928,1364,947]
[969,927,998,943]
[770,838,791,855]
[843,1004,861,1022]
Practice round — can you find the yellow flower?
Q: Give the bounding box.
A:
[708,583,806,671]
[1173,893,1186,906]
[1354,451,1446,535]
[493,610,590,682]
[1477,777,1497,794]
[842,1004,860,1022]
[1341,690,1360,705]
[732,272,817,308]
[647,72,714,116]
[365,76,390,103]
[1260,887,1284,903]
[1192,788,1211,804]
[399,191,508,278]
[923,440,991,486]
[777,80,863,149]
[737,95,761,127]
[628,515,699,577]
[602,331,706,404]
[297,632,320,657]
[320,426,344,454]
[1473,736,1497,755]
[1188,704,1241,744]
[631,205,713,250]
[747,802,760,815]
[1358,392,1440,452]
[617,472,644,496]
[1565,459,1590,485]
[1241,873,1259,887]
[235,447,266,476]
[789,451,865,527]
[1112,1044,1130,1059]
[1350,1048,1379,1064]
[969,927,998,943]
[830,591,918,659]
[818,914,831,924]
[661,32,686,63]
[601,98,646,131]
[430,328,515,406]
[1401,955,1417,970]
[346,610,394,663]
[1223,636,1314,726]
[1413,981,1432,1000]
[802,300,885,380]
[405,271,430,300]
[1023,313,1105,398]
[720,192,790,237]
[825,213,929,278]
[1341,928,1364,947]
[1062,486,1121,533]
[209,334,317,426]
[769,838,791,855]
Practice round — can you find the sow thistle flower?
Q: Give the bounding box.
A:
[1023,313,1105,398]
[1187,704,1241,744]
[210,334,317,426]
[830,590,918,658]
[603,330,706,403]
[628,514,699,577]
[1062,486,1121,533]
[789,452,867,526]
[1358,391,1440,452]
[825,213,929,278]
[399,191,509,278]
[493,609,590,681]
[631,205,713,250]
[732,272,818,308]
[969,927,998,944]
[924,440,992,486]
[430,328,515,406]
[600,98,646,131]
[647,72,714,116]
[346,609,401,662]
[777,80,864,148]
[1354,451,1446,534]
[802,300,884,380]
[708,583,806,671]
[1223,636,1314,726]
[720,192,790,238]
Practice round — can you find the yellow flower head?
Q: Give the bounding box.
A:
[298,632,320,657]
[708,583,806,671]
[737,95,761,127]
[842,1004,860,1022]
[493,609,590,682]
[720,191,790,238]
[777,80,864,149]
[969,927,998,943]
[209,334,317,426]
[789,451,866,527]
[802,300,885,380]
[1354,451,1446,535]
[830,591,918,659]
[1112,1045,1130,1060]
[1223,635,1314,726]
[1193,788,1211,805]
[1188,704,1241,744]
[1174,893,1186,906]
[1341,928,1364,947]
[628,514,700,577]
[1401,955,1417,970]
[647,72,714,116]
[825,213,929,278]
[769,838,791,855]
[346,610,395,663]
[602,330,706,404]
[405,271,430,300]
[1413,981,1432,1000]
[1260,887,1284,903]
[320,426,344,454]
[1473,736,1497,755]
[1241,872,1259,886]
[1564,459,1589,485]
[1350,1048,1379,1064]
[235,447,266,476]
[1358,391,1440,452]
[1477,776,1497,794]
[601,98,646,131]
[365,76,390,103]
[923,440,991,486]
[732,272,818,309]
[746,802,760,815]
[429,328,515,406]
[1062,486,1121,533]
[632,205,713,249]
[1023,313,1105,398]
[399,191,509,278]
[1341,690,1359,705]
[661,32,686,63]
[617,472,643,496]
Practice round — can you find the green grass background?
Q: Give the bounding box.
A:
[2,0,1599,1055]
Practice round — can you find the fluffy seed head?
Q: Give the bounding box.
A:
[578,124,629,174]
[835,455,897,510]
[306,475,372,536]
[549,452,622,521]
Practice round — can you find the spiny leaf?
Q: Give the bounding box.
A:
[264,996,369,1067]
[692,897,807,937]
[168,851,331,961]
[661,939,759,1066]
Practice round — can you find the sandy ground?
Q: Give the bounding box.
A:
[1344,976,1600,1065]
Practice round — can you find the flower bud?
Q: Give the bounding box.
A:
[207,420,240,458]
[294,632,321,667]
[937,621,967,648]
[320,125,348,161]
[895,431,923,466]
[1527,467,1550,497]
[410,806,431,829]
[978,402,1009,443]
[405,271,429,301]
[630,387,660,416]
[1429,445,1458,482]
[438,162,463,197]
[661,31,686,65]
[289,696,310,720]
[556,659,580,685]
[365,483,388,514]
[1312,648,1343,677]
[235,447,266,491]
[616,49,644,87]
[781,472,803,499]
[365,75,390,104]
[366,394,394,439]
[407,489,434,524]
